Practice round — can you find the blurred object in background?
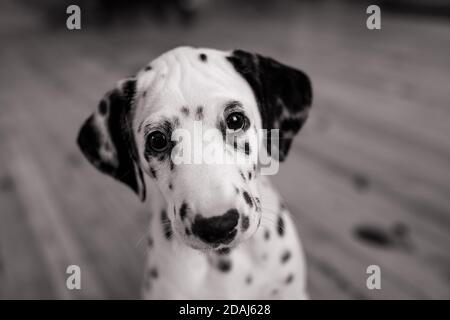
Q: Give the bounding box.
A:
[21,0,297,29]
[355,0,450,18]
[20,0,450,30]
[378,0,450,18]
[24,0,211,28]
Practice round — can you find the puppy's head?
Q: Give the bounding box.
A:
[77,47,312,251]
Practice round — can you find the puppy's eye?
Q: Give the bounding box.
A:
[147,131,169,152]
[226,112,247,131]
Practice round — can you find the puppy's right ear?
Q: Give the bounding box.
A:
[77,78,146,201]
[227,50,312,162]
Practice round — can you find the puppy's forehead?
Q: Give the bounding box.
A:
[135,47,256,118]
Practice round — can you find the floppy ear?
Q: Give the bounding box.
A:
[227,50,313,161]
[77,78,146,201]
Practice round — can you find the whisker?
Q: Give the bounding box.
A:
[261,216,290,235]
[135,225,152,248]
[261,204,303,227]
[260,208,292,234]
[259,218,291,236]
[260,206,280,216]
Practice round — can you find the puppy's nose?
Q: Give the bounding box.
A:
[192,209,239,244]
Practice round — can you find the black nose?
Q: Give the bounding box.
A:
[192,209,239,244]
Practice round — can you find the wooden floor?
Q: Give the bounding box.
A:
[1,1,449,299]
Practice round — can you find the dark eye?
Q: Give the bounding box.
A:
[226,112,247,131]
[147,131,169,152]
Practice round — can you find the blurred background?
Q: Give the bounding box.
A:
[0,0,449,299]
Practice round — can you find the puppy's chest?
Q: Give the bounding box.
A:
[142,214,304,299]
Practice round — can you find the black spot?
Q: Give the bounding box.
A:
[217,247,230,255]
[248,171,252,180]
[241,215,250,232]
[144,65,152,71]
[142,91,147,97]
[199,53,207,62]
[246,275,252,284]
[233,140,238,150]
[195,106,204,120]
[281,250,291,263]
[240,171,246,181]
[354,225,395,248]
[355,223,414,251]
[180,202,189,220]
[280,118,302,133]
[98,100,108,115]
[244,142,251,155]
[161,209,172,240]
[255,197,261,209]
[277,216,285,236]
[218,120,226,141]
[147,237,153,248]
[285,273,294,284]
[234,186,240,194]
[352,173,371,192]
[170,160,175,171]
[138,120,144,133]
[168,182,173,190]
[185,227,191,236]
[150,267,158,278]
[217,259,232,272]
[264,229,270,240]
[181,106,190,117]
[242,191,253,208]
[150,167,157,179]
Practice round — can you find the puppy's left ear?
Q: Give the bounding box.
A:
[227,50,313,161]
[77,78,146,201]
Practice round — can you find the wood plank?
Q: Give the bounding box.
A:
[1,54,146,298]
[273,151,450,299]
[300,111,450,235]
[0,137,56,299]
[3,133,105,299]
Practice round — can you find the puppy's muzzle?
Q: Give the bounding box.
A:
[191,209,239,244]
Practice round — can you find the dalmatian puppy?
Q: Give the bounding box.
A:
[77,47,312,299]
